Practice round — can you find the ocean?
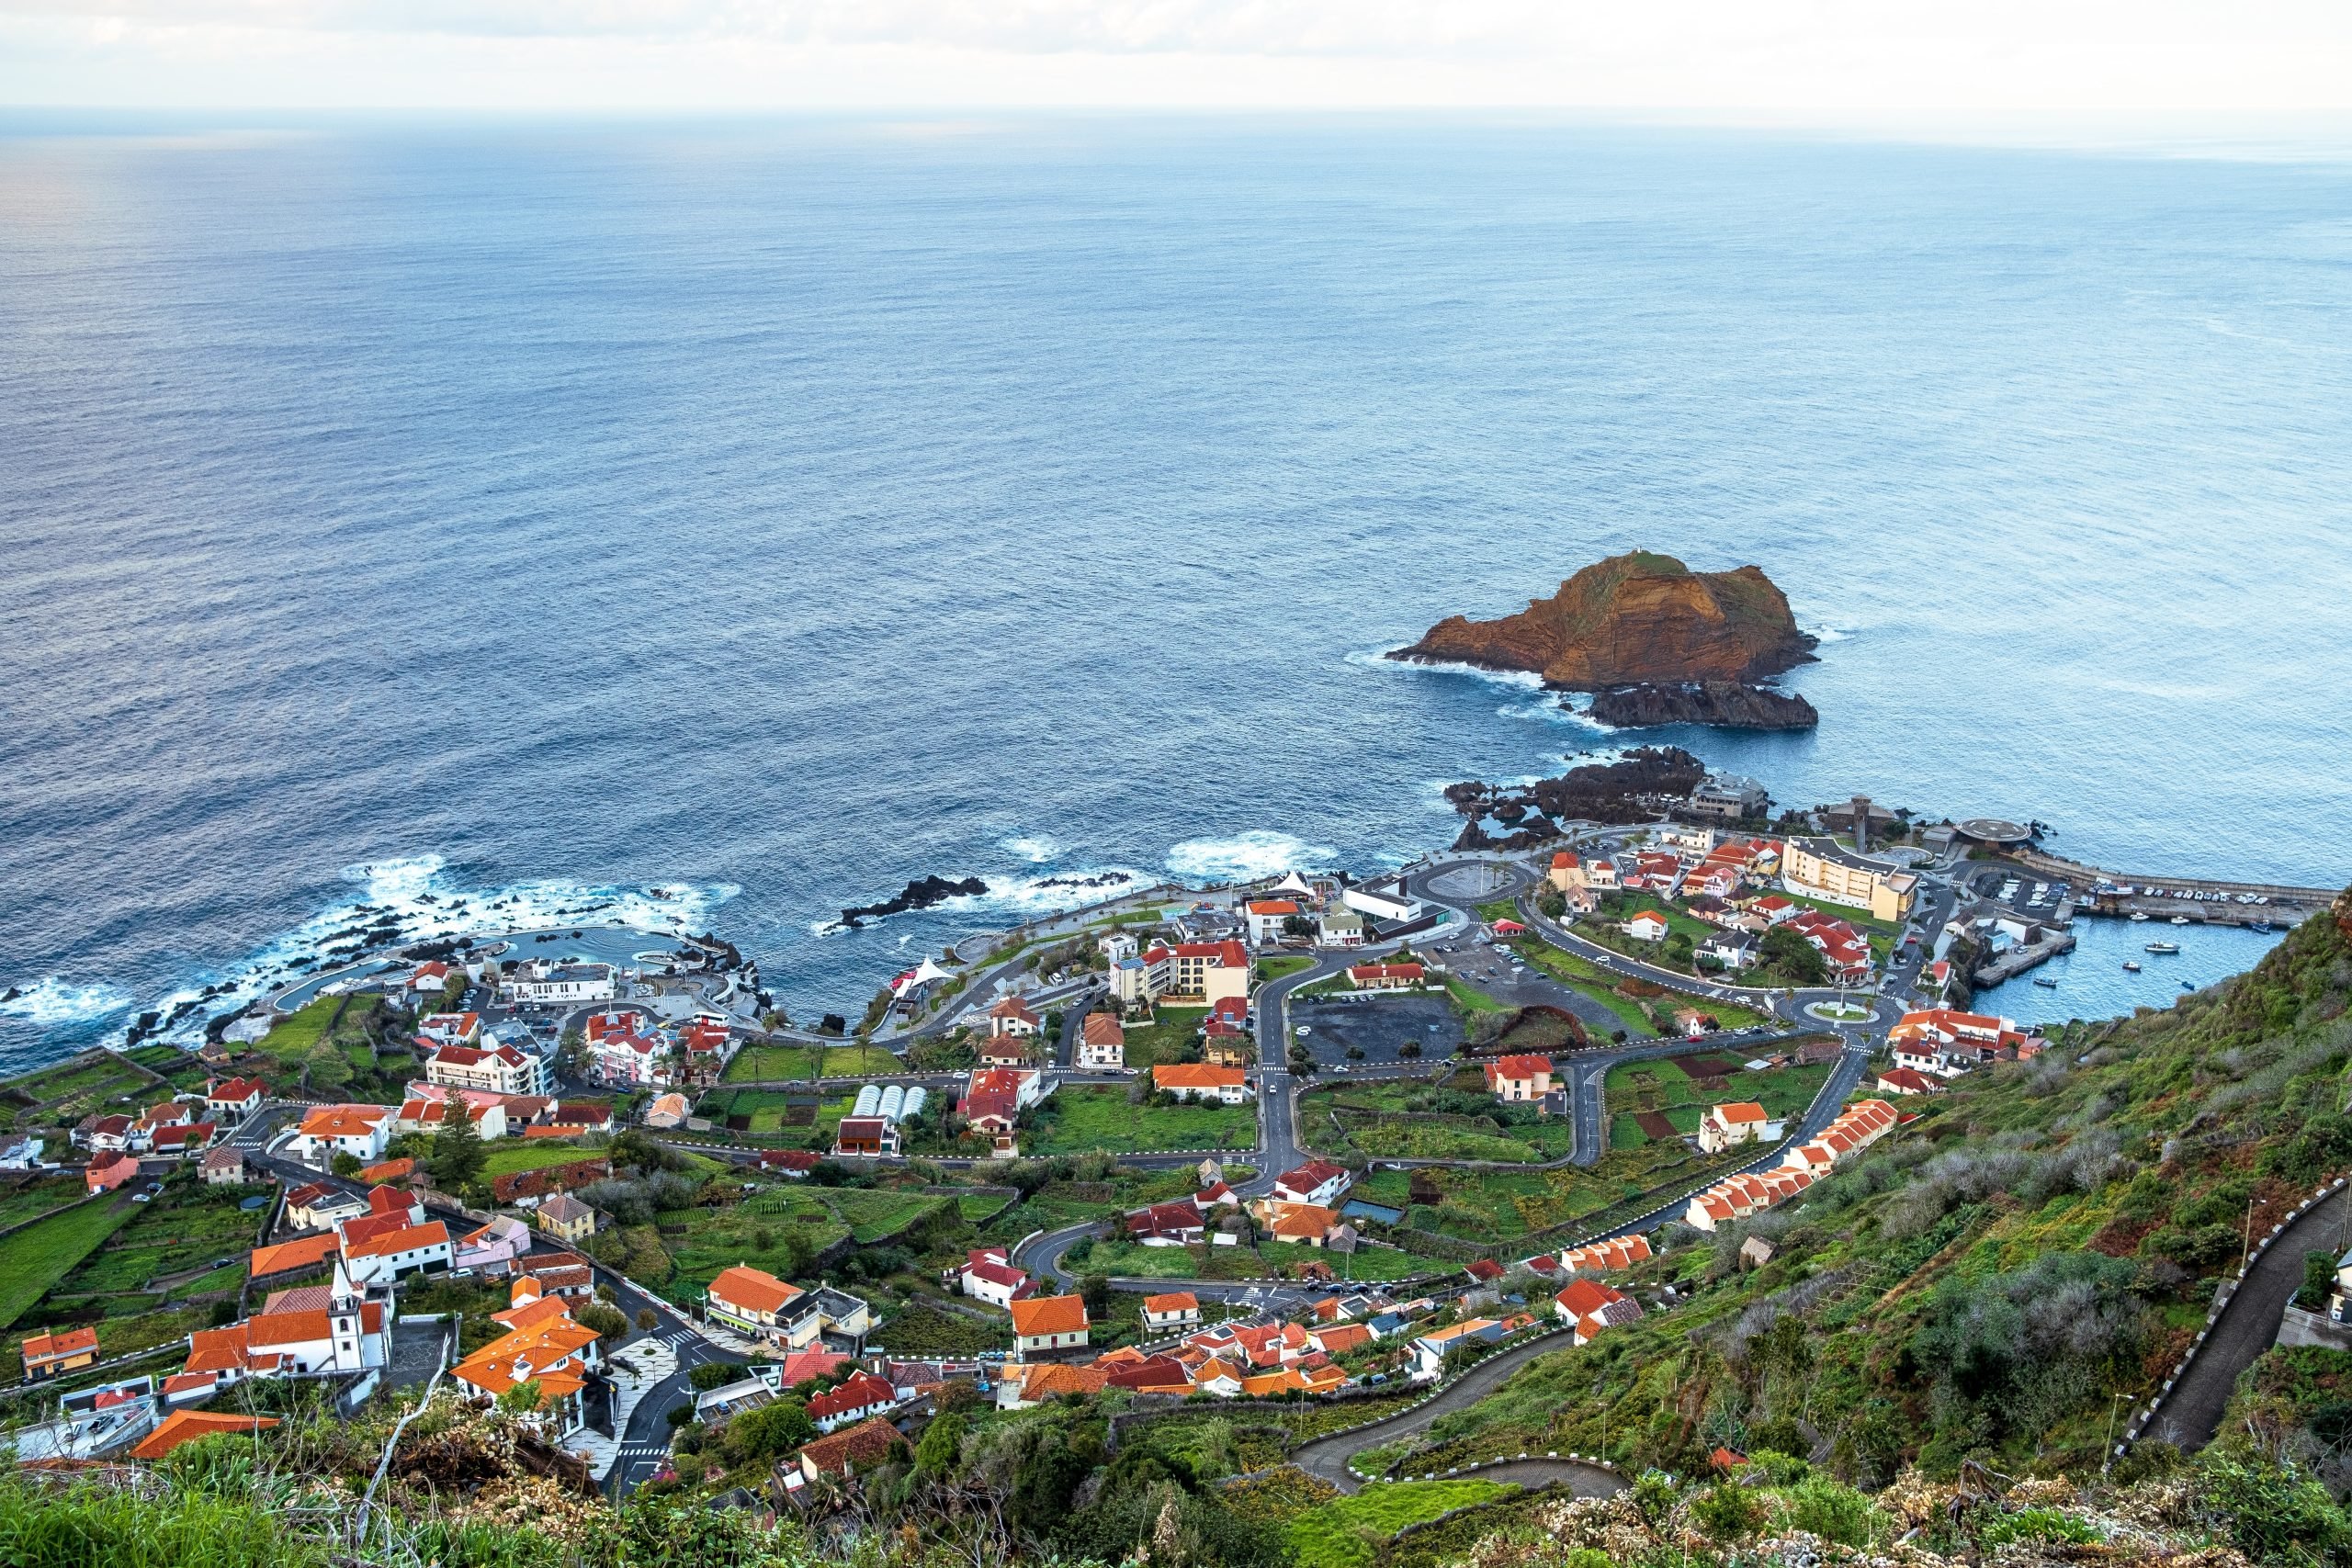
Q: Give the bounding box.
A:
[4,115,2350,1072]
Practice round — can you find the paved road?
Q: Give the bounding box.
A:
[1287,1328,1620,1495]
[2152,1193,2352,1453]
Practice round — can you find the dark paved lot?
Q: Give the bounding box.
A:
[386,1317,454,1392]
[1291,995,1460,1066]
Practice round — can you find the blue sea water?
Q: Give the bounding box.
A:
[5,115,2351,1073]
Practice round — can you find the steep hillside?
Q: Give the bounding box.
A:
[1385,888,2352,1486]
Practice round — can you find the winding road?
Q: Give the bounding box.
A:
[1286,1328,1623,1495]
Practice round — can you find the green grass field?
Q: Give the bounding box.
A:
[1117,1007,1210,1070]
[480,1139,606,1179]
[1443,976,1509,1014]
[1078,1237,1436,1284]
[0,1199,137,1332]
[1023,1085,1255,1156]
[663,1185,949,1299]
[1256,955,1314,983]
[0,1176,88,1233]
[819,1045,905,1078]
[1288,1480,1516,1568]
[721,1044,820,1083]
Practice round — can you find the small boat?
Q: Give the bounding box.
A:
[2171,915,2191,925]
[2033,977,2059,988]
[2181,980,2196,991]
[2250,920,2273,933]
[2122,961,2141,972]
[2145,942,2180,954]
[2130,912,2150,922]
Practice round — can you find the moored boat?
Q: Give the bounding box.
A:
[2122,961,2142,972]
[2145,941,2180,953]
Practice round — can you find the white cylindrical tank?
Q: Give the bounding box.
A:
[900,1087,928,1122]
[853,1084,881,1118]
[877,1084,906,1122]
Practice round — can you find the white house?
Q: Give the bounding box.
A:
[1009,1295,1090,1358]
[1623,911,1671,943]
[1698,1101,1781,1154]
[286,1105,390,1167]
[1340,880,1420,925]
[505,961,617,1006]
[1272,1159,1351,1209]
[339,1221,453,1287]
[1142,1292,1202,1334]
[1076,1012,1125,1069]
[959,1248,1035,1309]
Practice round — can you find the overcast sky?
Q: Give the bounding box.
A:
[4,1,2351,127]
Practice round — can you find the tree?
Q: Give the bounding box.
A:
[439,973,468,1013]
[690,1361,740,1392]
[576,1301,630,1344]
[1759,927,1828,987]
[914,1410,966,1475]
[782,1226,817,1278]
[557,1029,587,1079]
[428,1110,487,1193]
[723,1399,814,1463]
[1282,915,1314,939]
[329,1151,363,1179]
[1080,1273,1112,1314]
[636,1307,659,1332]
[496,1379,544,1414]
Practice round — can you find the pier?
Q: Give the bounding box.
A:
[1994,848,2337,928]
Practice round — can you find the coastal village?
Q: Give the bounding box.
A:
[5,750,2339,1531]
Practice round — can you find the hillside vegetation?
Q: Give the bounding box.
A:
[1386,888,2352,1486]
[8,892,2352,1568]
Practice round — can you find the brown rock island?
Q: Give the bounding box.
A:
[1392,550,1819,728]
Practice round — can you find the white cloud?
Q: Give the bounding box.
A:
[2,1,2350,120]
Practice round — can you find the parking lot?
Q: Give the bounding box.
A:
[1290,994,1461,1066]
[1969,866,2074,920]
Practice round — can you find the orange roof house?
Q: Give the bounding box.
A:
[130,1410,279,1461]
[250,1232,342,1279]
[1009,1293,1090,1350]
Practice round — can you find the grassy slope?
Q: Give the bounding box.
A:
[0,1199,136,1332]
[1385,893,2352,1483]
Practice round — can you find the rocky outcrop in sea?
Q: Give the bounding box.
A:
[1583,680,1818,730]
[1394,550,1816,689]
[835,874,988,930]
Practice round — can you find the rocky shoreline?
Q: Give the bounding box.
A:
[1444,746,1710,850]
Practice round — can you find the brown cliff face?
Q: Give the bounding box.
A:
[1393,552,1816,689]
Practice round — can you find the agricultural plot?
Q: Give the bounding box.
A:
[0,1174,88,1233]
[1301,1078,1570,1164]
[0,1199,136,1333]
[1076,1237,1436,1284]
[1352,1140,1702,1247]
[663,1186,950,1300]
[1602,1055,1830,1145]
[1022,1086,1255,1156]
